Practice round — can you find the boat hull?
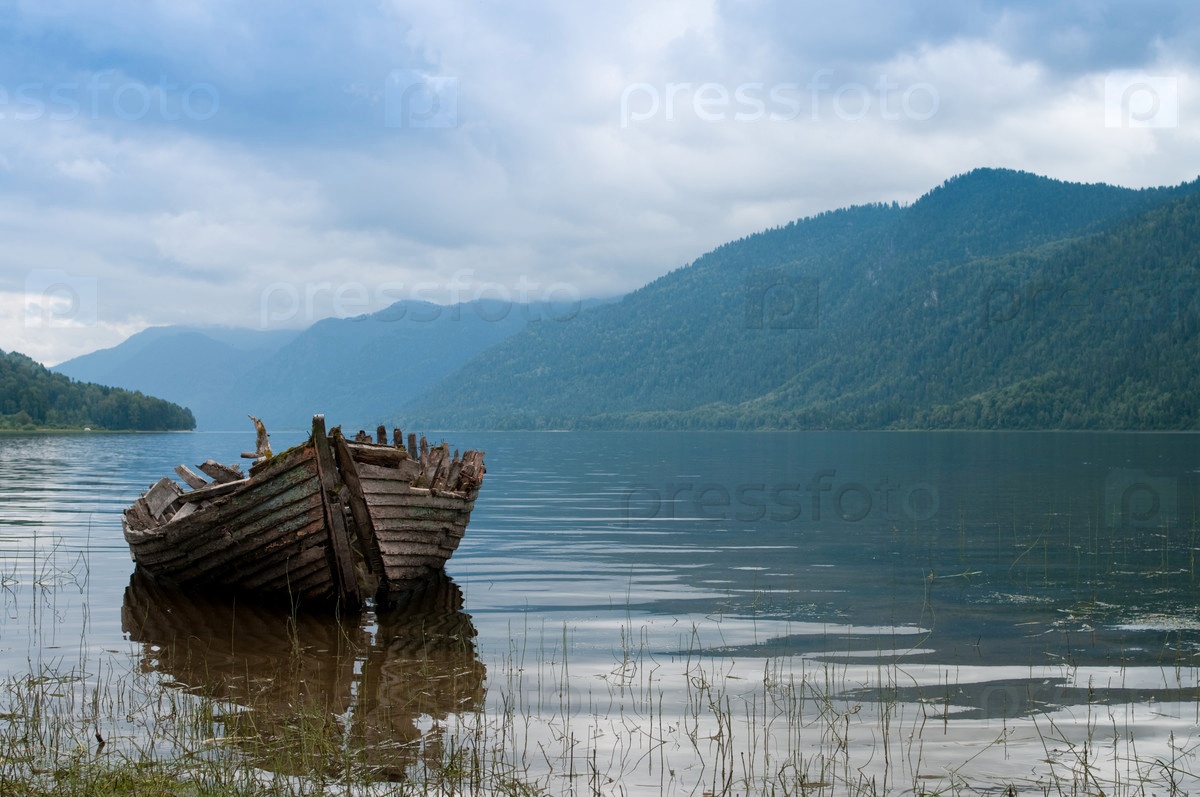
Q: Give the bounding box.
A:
[122,416,485,609]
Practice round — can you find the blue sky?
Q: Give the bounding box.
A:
[4,0,1199,364]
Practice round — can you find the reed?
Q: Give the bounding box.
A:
[2,518,1198,796]
[2,615,1198,796]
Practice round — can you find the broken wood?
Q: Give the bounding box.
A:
[144,478,184,520]
[198,460,243,483]
[174,478,246,504]
[311,414,363,611]
[174,464,208,489]
[345,443,410,468]
[331,429,389,602]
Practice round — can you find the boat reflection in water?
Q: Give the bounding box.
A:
[121,568,486,780]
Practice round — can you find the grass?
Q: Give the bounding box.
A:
[2,514,1199,795]
[2,610,1198,796]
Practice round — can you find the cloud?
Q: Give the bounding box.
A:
[1,0,1198,365]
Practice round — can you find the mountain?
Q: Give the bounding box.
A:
[0,350,194,430]
[54,326,299,430]
[54,299,574,430]
[402,168,1200,430]
[221,299,535,430]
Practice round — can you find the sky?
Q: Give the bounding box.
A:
[3,0,1199,365]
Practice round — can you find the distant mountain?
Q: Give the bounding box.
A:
[0,350,194,430]
[54,299,583,431]
[402,168,1200,430]
[54,326,299,430]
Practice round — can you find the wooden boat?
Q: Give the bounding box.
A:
[122,415,485,610]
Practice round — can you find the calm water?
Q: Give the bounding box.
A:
[1,430,1198,792]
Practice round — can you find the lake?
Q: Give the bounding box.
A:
[1,429,1197,793]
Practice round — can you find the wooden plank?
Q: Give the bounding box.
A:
[311,414,362,611]
[144,478,184,520]
[331,428,388,598]
[174,464,208,489]
[355,459,421,483]
[374,516,462,533]
[198,460,244,484]
[176,478,247,503]
[359,489,472,510]
[458,450,486,491]
[124,497,155,530]
[345,444,412,469]
[169,502,199,522]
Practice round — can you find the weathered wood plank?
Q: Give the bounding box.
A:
[355,459,421,482]
[124,497,155,530]
[174,464,208,489]
[331,428,388,595]
[362,491,474,511]
[176,478,247,504]
[145,478,185,520]
[311,414,362,610]
[198,460,244,484]
[169,502,199,523]
[345,445,413,469]
[136,479,325,563]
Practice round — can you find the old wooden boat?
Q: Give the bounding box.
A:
[121,415,485,610]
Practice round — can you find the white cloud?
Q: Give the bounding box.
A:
[1,0,1198,366]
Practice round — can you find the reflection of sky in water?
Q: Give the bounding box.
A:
[1,430,1198,791]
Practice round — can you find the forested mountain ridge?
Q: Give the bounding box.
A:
[403,168,1200,430]
[54,299,597,430]
[1,350,195,430]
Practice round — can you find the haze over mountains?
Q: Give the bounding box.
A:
[55,168,1200,432]
[54,299,575,430]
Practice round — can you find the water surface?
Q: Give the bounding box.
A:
[1,430,1197,792]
